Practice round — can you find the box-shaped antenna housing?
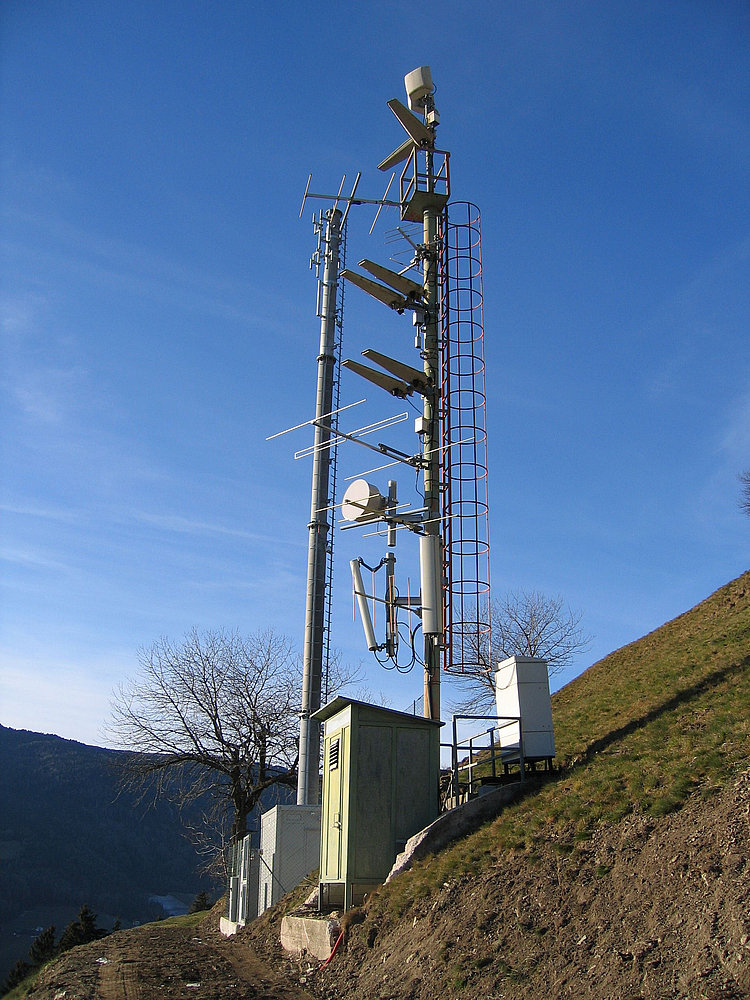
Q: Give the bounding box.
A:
[405,65,433,111]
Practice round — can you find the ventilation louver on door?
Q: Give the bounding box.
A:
[329,738,340,770]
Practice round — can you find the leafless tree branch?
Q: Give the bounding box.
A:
[107,628,303,842]
[450,589,592,713]
[739,469,750,516]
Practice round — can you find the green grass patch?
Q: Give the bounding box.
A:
[366,571,750,920]
[2,967,44,1000]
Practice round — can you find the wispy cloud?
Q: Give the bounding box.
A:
[1,294,87,424]
[0,547,73,572]
[127,510,306,547]
[0,501,80,521]
[12,365,86,424]
[1,201,293,332]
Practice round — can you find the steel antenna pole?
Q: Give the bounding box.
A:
[297,206,343,805]
[421,129,442,721]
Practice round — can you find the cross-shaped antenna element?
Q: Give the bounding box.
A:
[378,137,417,173]
[360,349,431,395]
[340,269,411,313]
[387,98,434,146]
[358,260,423,300]
[341,359,413,398]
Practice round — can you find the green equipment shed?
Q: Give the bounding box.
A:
[312,697,442,910]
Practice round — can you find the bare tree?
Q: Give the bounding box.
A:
[108,628,300,842]
[451,589,592,712]
[739,470,750,516]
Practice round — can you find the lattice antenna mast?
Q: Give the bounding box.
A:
[338,67,491,716]
[339,67,451,720]
[271,173,400,805]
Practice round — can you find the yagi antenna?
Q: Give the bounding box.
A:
[299,174,313,218]
[266,399,365,441]
[340,173,361,228]
[331,174,347,214]
[343,459,400,480]
[299,174,400,218]
[369,172,396,234]
[396,227,419,250]
[342,434,479,482]
[293,412,409,460]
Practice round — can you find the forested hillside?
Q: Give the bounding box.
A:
[0,726,216,984]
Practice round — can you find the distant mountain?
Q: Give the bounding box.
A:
[0,725,216,983]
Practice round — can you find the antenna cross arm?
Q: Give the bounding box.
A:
[305,192,401,209]
[312,420,426,469]
[394,597,422,614]
[383,513,425,532]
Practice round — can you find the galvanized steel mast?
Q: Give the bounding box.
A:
[420,136,443,721]
[297,206,343,805]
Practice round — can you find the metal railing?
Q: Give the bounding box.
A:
[442,714,525,806]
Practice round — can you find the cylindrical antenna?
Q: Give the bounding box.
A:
[351,559,378,651]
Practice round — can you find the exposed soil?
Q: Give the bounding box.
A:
[18,767,750,999]
[247,767,750,1000]
[22,906,317,1000]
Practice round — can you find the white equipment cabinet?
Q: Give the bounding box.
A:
[257,805,321,915]
[220,834,260,936]
[495,655,555,761]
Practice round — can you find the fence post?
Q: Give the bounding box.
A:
[452,716,459,804]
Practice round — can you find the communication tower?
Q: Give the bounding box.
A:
[296,201,345,806]
[270,67,492,806]
[338,67,491,716]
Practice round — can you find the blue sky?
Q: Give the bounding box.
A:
[1,0,749,746]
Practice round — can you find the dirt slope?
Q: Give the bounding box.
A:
[249,767,750,1000]
[19,910,316,1000]
[17,768,750,1000]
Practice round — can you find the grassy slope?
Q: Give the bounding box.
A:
[369,569,750,913]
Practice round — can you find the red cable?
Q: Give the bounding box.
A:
[319,929,344,970]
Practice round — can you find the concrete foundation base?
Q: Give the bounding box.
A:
[280,914,340,961]
[220,916,241,937]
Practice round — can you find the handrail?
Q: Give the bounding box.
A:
[443,713,525,804]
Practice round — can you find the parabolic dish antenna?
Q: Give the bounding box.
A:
[341,480,386,522]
